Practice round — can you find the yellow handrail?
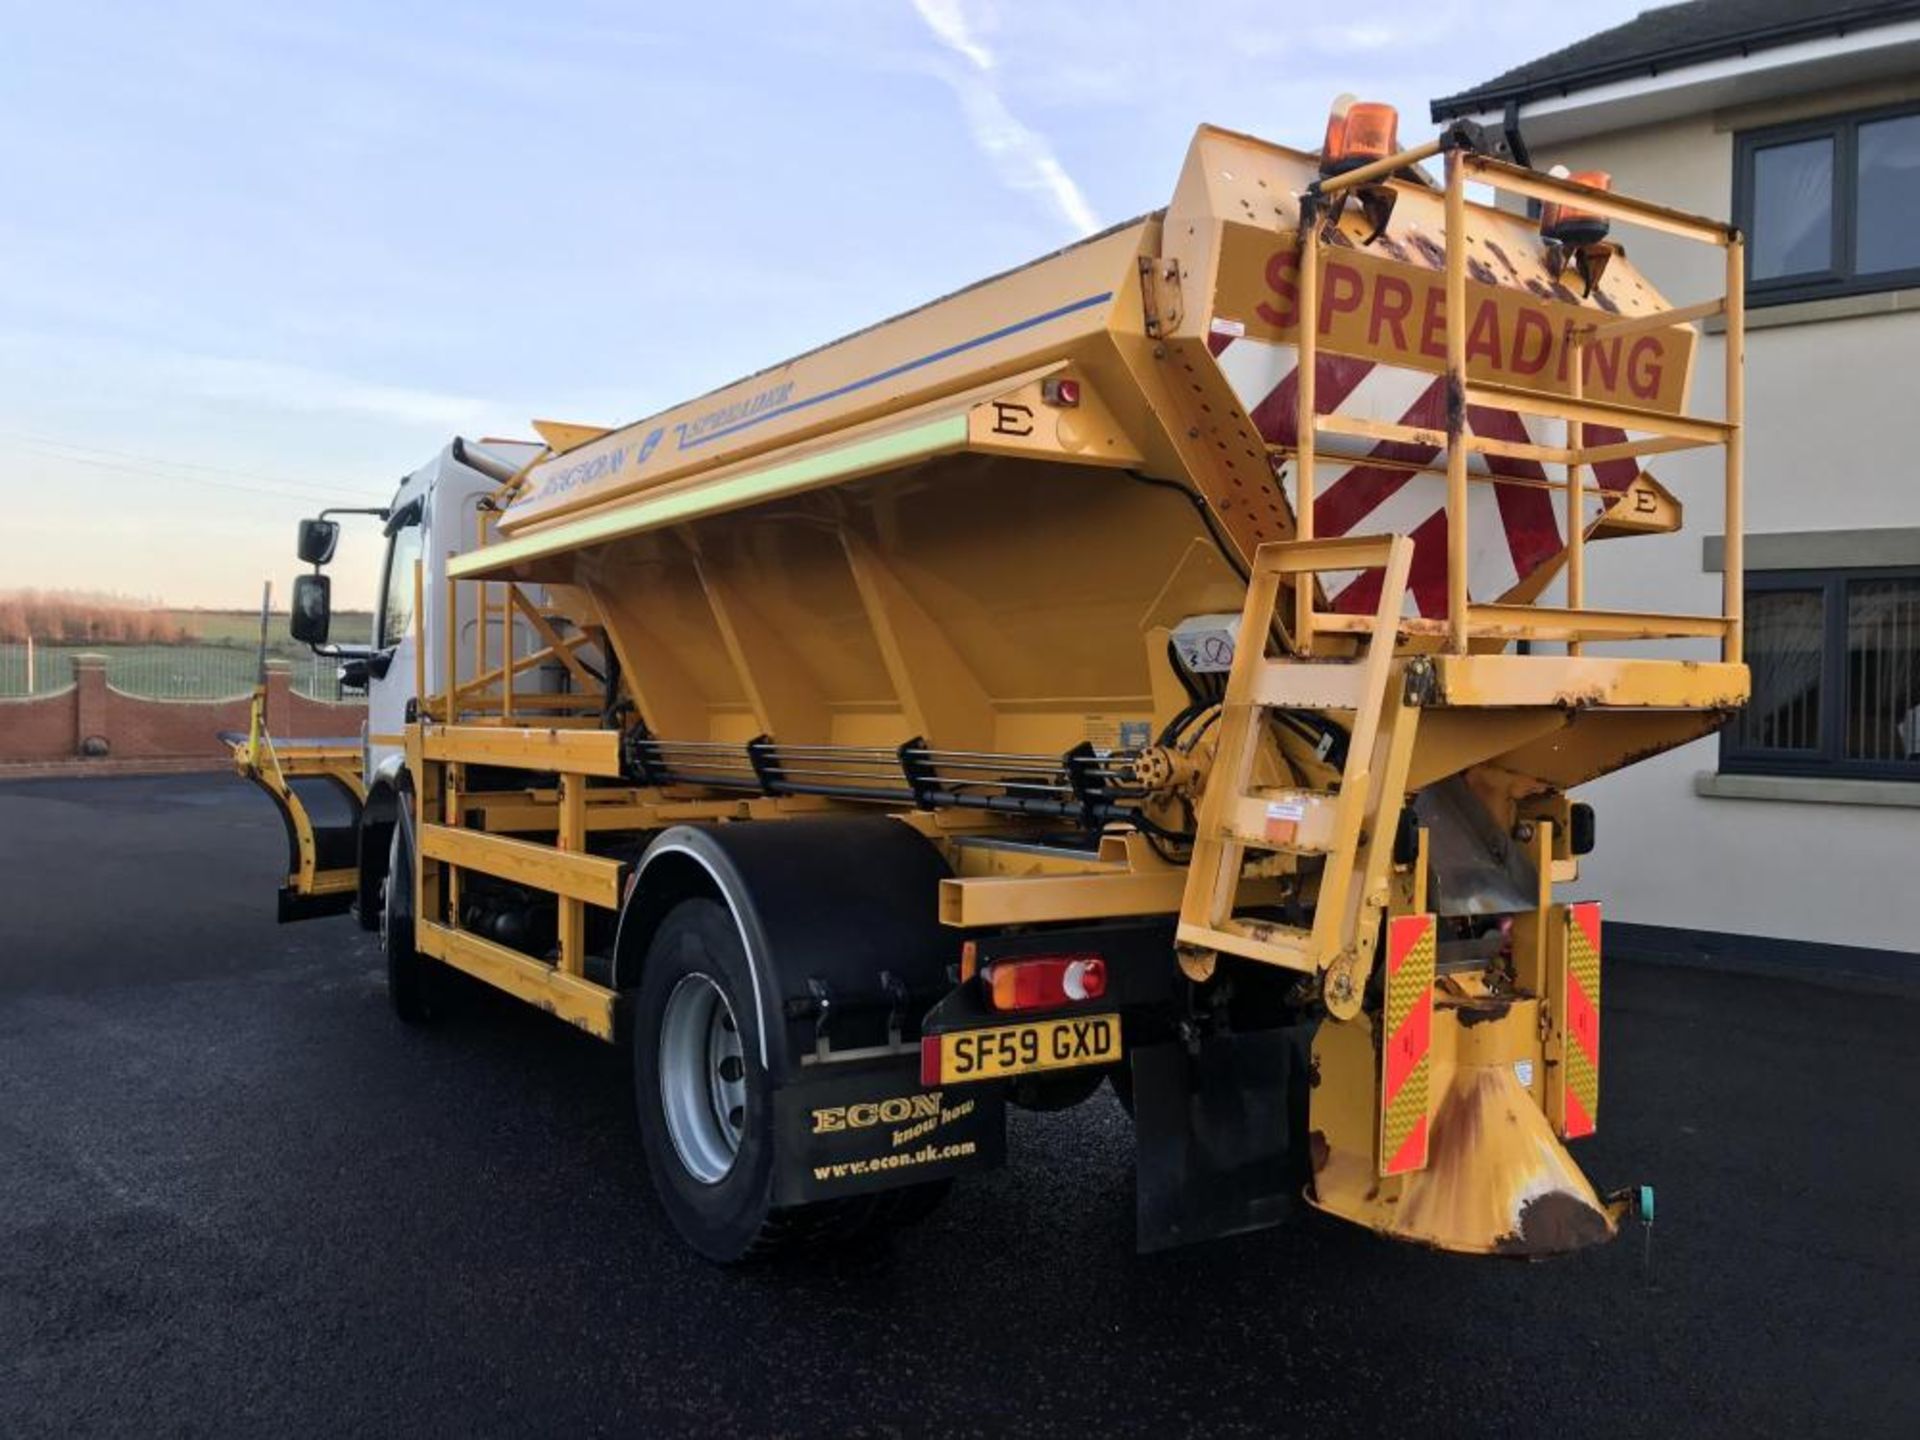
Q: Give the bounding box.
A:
[1288,129,1745,663]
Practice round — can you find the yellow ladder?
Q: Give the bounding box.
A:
[1176,534,1417,1014]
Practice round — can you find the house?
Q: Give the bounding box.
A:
[1432,0,1920,980]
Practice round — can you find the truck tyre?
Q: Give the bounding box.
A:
[384,821,444,1025]
[632,898,876,1262]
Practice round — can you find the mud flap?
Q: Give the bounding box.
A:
[1132,1023,1317,1253]
[771,1057,1006,1206]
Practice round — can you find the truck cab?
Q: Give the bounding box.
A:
[240,436,573,923]
[337,438,549,789]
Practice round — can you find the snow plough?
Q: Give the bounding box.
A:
[252,100,1747,1260]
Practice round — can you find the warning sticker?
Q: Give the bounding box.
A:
[1264,799,1306,845]
[1084,714,1153,755]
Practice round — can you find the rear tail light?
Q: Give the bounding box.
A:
[986,955,1108,1011]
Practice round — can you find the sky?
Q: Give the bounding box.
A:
[0,0,1654,610]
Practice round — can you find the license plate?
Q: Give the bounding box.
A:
[923,1014,1121,1085]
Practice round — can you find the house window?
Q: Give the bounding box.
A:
[1735,105,1920,305]
[1724,569,1920,779]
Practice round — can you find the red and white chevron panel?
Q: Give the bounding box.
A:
[1210,336,1646,616]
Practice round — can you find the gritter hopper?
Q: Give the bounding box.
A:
[420,106,1749,1257]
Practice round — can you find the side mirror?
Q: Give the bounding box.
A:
[297,517,340,566]
[290,573,332,645]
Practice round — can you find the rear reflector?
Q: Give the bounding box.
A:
[920,1034,941,1086]
[1040,376,1081,407]
[986,955,1107,1011]
[1553,902,1602,1139]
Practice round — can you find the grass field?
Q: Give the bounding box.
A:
[0,610,370,698]
[0,612,374,701]
[164,608,375,647]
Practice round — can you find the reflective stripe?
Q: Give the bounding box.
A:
[1210,337,1641,618]
[1561,902,1602,1139]
[1380,913,1436,1176]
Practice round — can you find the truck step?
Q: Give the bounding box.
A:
[1176,534,1414,979]
[1216,787,1340,855]
[1176,917,1316,970]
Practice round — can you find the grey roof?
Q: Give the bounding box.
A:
[1431,0,1920,119]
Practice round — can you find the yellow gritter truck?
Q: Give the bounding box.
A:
[241,99,1748,1261]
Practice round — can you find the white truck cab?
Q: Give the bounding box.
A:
[358,438,548,787]
[292,436,554,790]
[268,436,597,930]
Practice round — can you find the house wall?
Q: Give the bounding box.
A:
[1521,90,1920,959]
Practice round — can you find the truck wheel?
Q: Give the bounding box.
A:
[633,898,870,1262]
[383,821,444,1025]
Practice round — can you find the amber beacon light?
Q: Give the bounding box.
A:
[1540,167,1614,247]
[1320,95,1400,175]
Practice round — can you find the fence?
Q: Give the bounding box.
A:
[0,642,344,701]
[0,653,363,766]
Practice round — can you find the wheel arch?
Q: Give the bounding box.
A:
[612,831,774,1068]
[356,768,407,931]
[612,818,956,1083]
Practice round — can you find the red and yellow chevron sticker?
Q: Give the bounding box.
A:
[1379,913,1436,1177]
[1559,902,1602,1139]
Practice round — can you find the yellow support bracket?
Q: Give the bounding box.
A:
[418,823,624,909]
[416,920,617,1040]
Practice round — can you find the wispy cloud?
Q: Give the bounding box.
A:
[0,325,495,434]
[908,0,1100,238]
[173,353,488,428]
[910,0,995,69]
[1308,21,1414,53]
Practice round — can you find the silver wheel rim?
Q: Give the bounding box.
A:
[659,972,746,1184]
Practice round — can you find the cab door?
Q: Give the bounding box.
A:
[366,498,425,778]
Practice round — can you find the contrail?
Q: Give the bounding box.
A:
[909,0,1100,238]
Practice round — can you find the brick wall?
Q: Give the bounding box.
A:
[0,686,77,761]
[0,655,364,763]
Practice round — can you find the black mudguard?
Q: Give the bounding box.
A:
[619,817,961,1079]
[618,818,1006,1200]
